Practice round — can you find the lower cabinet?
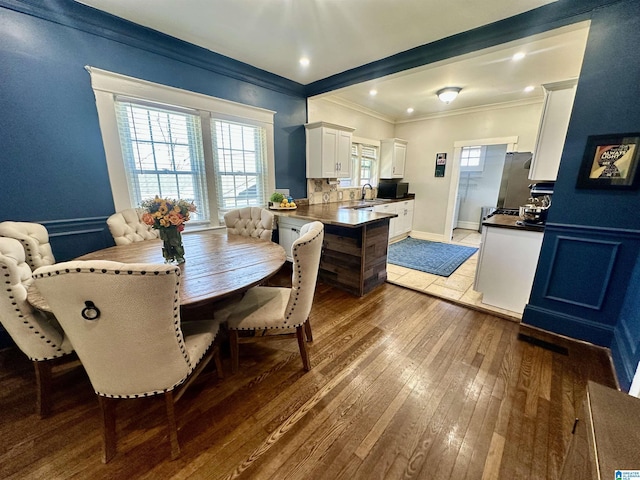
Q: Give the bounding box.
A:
[277,214,391,296]
[474,225,543,314]
[374,199,413,240]
[277,216,308,262]
[395,200,414,237]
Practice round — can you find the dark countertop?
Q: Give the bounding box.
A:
[273,198,410,228]
[482,214,545,233]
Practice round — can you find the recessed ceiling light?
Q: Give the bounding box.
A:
[369,89,378,96]
[406,107,414,114]
[524,85,535,92]
[512,52,526,61]
[299,57,310,67]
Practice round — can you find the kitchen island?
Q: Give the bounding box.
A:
[275,201,398,296]
[474,214,544,314]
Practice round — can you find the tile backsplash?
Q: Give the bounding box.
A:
[305,179,377,205]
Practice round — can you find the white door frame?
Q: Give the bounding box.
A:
[443,136,519,242]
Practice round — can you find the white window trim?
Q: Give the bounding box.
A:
[87,66,276,214]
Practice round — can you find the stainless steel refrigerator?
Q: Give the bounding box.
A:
[497,152,532,208]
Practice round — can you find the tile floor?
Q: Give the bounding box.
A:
[386,228,522,322]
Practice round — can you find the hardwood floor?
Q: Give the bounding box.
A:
[0,270,616,479]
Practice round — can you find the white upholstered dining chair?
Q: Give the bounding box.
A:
[106,208,159,245]
[0,221,56,270]
[223,207,274,240]
[0,237,74,417]
[33,260,223,463]
[219,221,324,373]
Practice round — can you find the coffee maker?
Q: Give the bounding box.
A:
[519,182,554,225]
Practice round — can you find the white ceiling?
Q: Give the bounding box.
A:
[319,22,590,121]
[75,0,590,121]
[77,0,558,84]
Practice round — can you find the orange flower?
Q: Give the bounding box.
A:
[141,212,155,226]
[167,211,183,226]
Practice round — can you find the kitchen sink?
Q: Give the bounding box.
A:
[341,199,389,210]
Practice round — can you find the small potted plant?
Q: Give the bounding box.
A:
[269,192,285,208]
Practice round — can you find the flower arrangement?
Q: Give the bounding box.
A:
[140,196,196,232]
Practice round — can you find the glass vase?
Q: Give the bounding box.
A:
[158,227,185,264]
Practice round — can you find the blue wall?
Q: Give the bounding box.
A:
[522,0,640,390]
[0,0,307,262]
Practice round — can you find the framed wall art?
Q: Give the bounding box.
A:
[576,133,640,189]
[434,152,446,177]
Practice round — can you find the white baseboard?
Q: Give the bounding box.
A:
[456,221,480,231]
[407,230,446,243]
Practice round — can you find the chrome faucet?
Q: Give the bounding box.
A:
[361,183,373,200]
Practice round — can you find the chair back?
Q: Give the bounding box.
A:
[224,207,274,240]
[0,221,55,270]
[107,208,159,246]
[0,237,71,361]
[285,221,324,324]
[33,261,196,397]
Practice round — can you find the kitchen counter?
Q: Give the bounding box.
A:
[274,199,409,296]
[482,213,545,232]
[475,219,544,314]
[273,199,400,227]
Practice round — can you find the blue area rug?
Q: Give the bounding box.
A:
[387,237,478,277]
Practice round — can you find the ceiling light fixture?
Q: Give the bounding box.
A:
[369,89,377,96]
[512,52,526,61]
[406,107,414,114]
[524,85,535,92]
[437,87,461,104]
[299,57,310,67]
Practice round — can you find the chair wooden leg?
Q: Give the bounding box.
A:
[304,318,313,342]
[296,326,311,371]
[34,361,53,418]
[98,396,117,463]
[229,329,240,374]
[165,391,181,460]
[213,345,224,379]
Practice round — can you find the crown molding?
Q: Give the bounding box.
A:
[395,97,544,124]
[316,97,396,124]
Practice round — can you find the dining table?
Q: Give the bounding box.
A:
[27,231,286,312]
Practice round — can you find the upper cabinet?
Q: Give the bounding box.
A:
[529,79,578,182]
[305,122,354,179]
[379,138,408,179]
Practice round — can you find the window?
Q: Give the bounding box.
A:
[88,66,275,227]
[212,120,268,210]
[460,145,485,172]
[115,100,209,223]
[340,142,378,187]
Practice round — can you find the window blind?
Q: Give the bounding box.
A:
[115,99,209,223]
[212,119,268,212]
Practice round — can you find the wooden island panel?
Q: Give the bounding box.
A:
[319,219,390,296]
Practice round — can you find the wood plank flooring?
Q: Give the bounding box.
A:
[0,269,616,479]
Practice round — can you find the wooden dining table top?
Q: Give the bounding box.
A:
[28,231,286,311]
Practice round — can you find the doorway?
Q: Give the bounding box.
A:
[444,136,519,241]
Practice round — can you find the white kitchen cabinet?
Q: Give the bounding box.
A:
[374,200,412,240]
[305,122,354,179]
[374,203,398,239]
[277,216,308,262]
[474,225,543,314]
[529,79,577,181]
[395,200,414,237]
[379,138,407,179]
